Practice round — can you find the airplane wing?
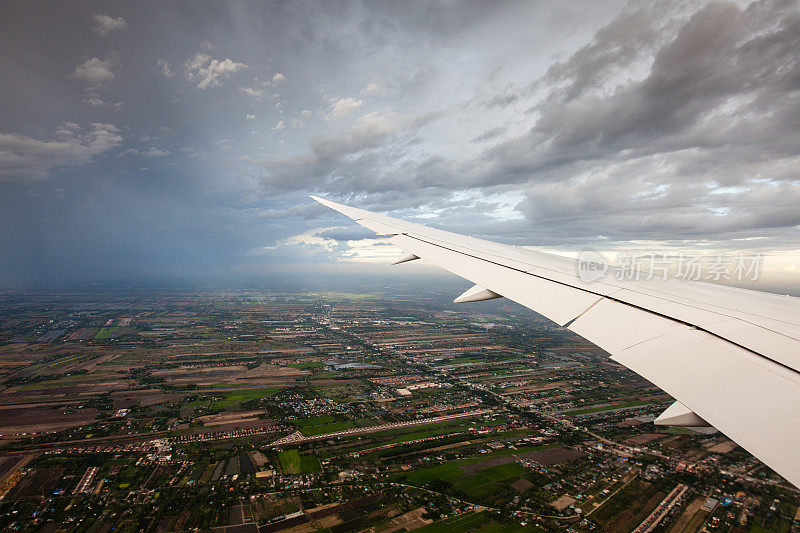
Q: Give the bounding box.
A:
[311,195,800,487]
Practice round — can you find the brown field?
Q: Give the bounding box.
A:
[0,405,98,434]
[461,448,584,474]
[625,433,664,445]
[151,363,307,386]
[7,468,65,500]
[198,410,265,427]
[707,440,738,454]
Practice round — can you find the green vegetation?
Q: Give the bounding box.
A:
[95,327,122,339]
[405,462,465,485]
[277,449,321,474]
[286,361,324,369]
[211,387,279,409]
[453,463,527,498]
[292,415,337,427]
[299,420,357,436]
[404,444,558,488]
[450,355,493,364]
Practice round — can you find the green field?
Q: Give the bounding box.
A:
[94,328,117,340]
[453,463,527,498]
[286,361,324,369]
[404,444,558,495]
[212,387,279,409]
[385,418,513,444]
[299,420,357,436]
[406,461,527,498]
[405,462,465,485]
[450,355,493,364]
[277,449,321,474]
[292,415,338,427]
[297,416,376,436]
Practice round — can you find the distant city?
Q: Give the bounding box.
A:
[0,285,797,532]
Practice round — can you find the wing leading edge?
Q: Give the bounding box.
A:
[311,195,800,488]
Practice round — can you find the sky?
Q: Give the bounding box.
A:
[1,0,799,288]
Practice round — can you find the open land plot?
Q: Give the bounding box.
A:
[211,387,280,410]
[452,462,529,499]
[460,448,583,474]
[706,439,738,454]
[6,468,65,500]
[292,415,338,427]
[198,410,267,427]
[414,512,493,533]
[592,478,665,533]
[0,405,98,434]
[286,361,324,369]
[625,433,664,445]
[151,363,307,387]
[403,445,570,488]
[277,449,320,474]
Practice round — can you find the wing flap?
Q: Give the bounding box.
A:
[392,234,602,326]
[612,327,800,487]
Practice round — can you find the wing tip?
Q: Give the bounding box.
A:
[309,194,340,212]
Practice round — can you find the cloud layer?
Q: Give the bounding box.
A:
[0,0,798,286]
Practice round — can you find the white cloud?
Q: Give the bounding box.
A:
[271,72,285,85]
[83,96,107,108]
[327,97,364,120]
[240,87,265,97]
[82,96,122,110]
[290,109,312,128]
[157,59,174,78]
[143,147,171,158]
[0,123,122,180]
[74,57,116,85]
[246,114,256,120]
[92,14,127,36]
[261,227,338,253]
[359,81,380,96]
[261,226,394,263]
[184,53,248,89]
[271,120,285,132]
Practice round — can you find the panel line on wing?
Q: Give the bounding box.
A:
[563,297,604,328]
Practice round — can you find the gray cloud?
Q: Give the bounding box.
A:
[0,123,122,180]
[92,14,127,36]
[184,53,248,89]
[253,0,800,247]
[1,0,798,286]
[74,56,116,85]
[472,126,507,143]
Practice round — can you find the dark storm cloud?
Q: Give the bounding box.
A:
[0,0,798,286]
[253,0,800,247]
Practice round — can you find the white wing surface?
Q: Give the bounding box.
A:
[311,195,800,487]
